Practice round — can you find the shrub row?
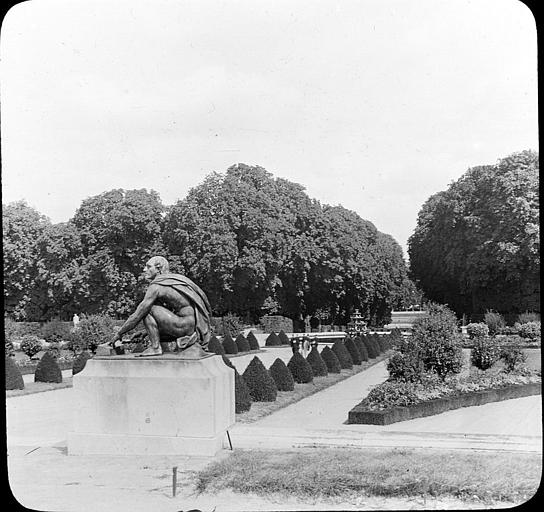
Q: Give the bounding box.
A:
[208,332,261,356]
[219,337,390,414]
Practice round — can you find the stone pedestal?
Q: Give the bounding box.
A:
[67,353,234,456]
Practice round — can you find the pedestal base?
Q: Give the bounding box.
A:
[67,354,234,456]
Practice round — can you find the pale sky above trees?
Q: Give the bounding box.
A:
[0,0,538,257]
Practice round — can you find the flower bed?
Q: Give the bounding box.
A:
[348,378,541,425]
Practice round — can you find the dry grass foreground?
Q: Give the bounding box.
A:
[195,446,542,507]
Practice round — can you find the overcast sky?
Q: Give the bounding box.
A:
[1,0,538,257]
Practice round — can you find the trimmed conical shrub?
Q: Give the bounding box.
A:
[377,335,388,353]
[242,356,277,401]
[332,340,353,369]
[306,346,328,377]
[363,335,378,358]
[235,334,251,353]
[278,330,290,345]
[354,336,369,362]
[72,351,91,375]
[222,332,239,354]
[344,337,362,365]
[247,331,260,351]
[265,332,281,346]
[269,358,295,391]
[321,346,341,373]
[370,334,382,355]
[5,356,24,390]
[208,335,226,355]
[34,351,62,383]
[222,355,252,413]
[287,351,313,383]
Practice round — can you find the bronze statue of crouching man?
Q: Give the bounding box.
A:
[105,256,212,357]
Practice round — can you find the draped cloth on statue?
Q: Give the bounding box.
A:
[151,273,212,349]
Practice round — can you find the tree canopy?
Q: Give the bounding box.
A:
[408,150,539,316]
[4,167,413,323]
[163,164,409,324]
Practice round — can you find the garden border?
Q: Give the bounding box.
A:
[347,382,541,425]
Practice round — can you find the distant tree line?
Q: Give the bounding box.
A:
[3,164,416,325]
[408,150,539,318]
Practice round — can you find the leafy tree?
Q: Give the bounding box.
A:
[3,201,52,320]
[163,164,409,324]
[409,150,539,316]
[71,189,165,316]
[34,222,86,319]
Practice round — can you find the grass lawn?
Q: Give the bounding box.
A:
[6,377,74,397]
[196,447,542,505]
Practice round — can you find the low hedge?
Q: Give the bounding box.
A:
[269,358,295,391]
[344,337,362,365]
[331,340,353,369]
[246,331,261,351]
[287,351,314,383]
[34,351,63,383]
[354,336,369,362]
[222,356,252,413]
[5,356,25,390]
[208,335,226,355]
[16,355,74,375]
[265,332,281,347]
[306,346,328,377]
[222,332,239,354]
[321,346,341,373]
[348,382,541,425]
[72,351,92,375]
[278,330,290,345]
[242,356,278,402]
[235,334,251,353]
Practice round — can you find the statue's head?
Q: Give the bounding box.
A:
[144,256,170,281]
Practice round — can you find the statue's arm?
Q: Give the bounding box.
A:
[114,285,159,340]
